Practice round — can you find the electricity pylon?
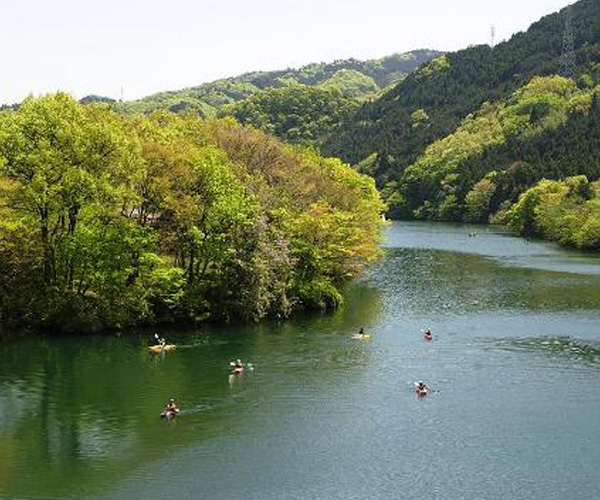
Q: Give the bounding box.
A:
[560,5,576,79]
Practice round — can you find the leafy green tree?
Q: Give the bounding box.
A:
[465,173,498,222]
[0,97,386,330]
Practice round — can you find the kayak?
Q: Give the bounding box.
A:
[415,387,429,397]
[424,334,433,341]
[160,408,179,420]
[232,366,245,374]
[352,334,371,340]
[148,344,177,353]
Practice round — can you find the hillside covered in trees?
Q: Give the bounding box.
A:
[0,94,385,332]
[324,0,600,187]
[391,76,600,224]
[115,50,441,117]
[308,0,600,249]
[105,50,440,148]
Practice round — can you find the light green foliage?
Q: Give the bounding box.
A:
[318,69,379,99]
[0,95,385,330]
[400,76,588,221]
[418,55,450,77]
[464,173,498,223]
[410,108,430,127]
[506,176,600,249]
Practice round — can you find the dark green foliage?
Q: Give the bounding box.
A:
[80,95,117,105]
[324,0,600,186]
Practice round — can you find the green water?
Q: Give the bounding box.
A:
[1,222,600,500]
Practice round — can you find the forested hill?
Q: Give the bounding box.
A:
[112,49,441,116]
[393,76,600,229]
[323,0,600,187]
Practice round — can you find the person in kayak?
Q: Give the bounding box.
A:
[154,333,166,349]
[415,381,429,396]
[423,328,433,341]
[161,399,179,419]
[232,359,245,372]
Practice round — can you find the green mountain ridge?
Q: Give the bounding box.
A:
[323,0,600,186]
[112,49,442,117]
[310,0,600,249]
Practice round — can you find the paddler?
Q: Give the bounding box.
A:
[415,381,429,396]
[154,333,166,350]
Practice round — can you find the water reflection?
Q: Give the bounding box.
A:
[0,284,382,499]
[1,222,600,500]
[365,247,600,317]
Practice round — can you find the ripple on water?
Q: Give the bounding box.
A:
[490,336,600,366]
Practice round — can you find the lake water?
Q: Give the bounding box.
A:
[1,222,600,500]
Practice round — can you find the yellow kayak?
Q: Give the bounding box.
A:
[352,334,371,340]
[148,344,177,353]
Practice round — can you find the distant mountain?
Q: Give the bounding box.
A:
[323,0,600,187]
[113,49,442,117]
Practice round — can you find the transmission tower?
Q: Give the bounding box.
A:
[560,5,576,79]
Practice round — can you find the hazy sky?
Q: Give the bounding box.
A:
[1,0,574,105]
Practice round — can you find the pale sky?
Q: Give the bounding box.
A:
[1,0,574,105]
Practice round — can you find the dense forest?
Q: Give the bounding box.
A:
[223,85,358,146]
[391,76,600,224]
[324,0,600,187]
[0,94,385,332]
[106,50,440,148]
[299,0,600,250]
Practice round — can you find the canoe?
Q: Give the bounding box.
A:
[148,344,177,353]
[352,334,371,340]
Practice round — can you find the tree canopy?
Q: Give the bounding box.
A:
[0,94,385,332]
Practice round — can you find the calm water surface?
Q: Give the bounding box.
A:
[1,222,600,500]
